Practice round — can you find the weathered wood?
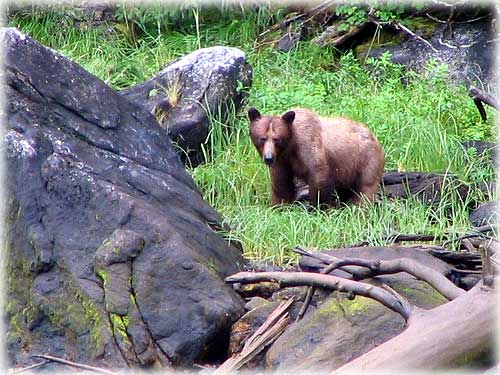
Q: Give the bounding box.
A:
[30,355,117,375]
[215,298,294,374]
[9,360,51,374]
[469,86,499,121]
[294,247,465,300]
[331,282,496,371]
[259,0,335,38]
[226,271,413,320]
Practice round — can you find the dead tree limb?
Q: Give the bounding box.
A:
[368,11,438,53]
[324,257,465,300]
[258,0,335,38]
[30,355,117,375]
[296,284,315,321]
[469,86,500,121]
[226,271,413,320]
[392,21,439,52]
[383,233,442,243]
[9,360,51,374]
[331,282,496,372]
[293,247,466,300]
[351,224,498,247]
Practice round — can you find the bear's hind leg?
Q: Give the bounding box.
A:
[351,180,380,205]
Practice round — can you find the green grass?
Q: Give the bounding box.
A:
[9,5,497,265]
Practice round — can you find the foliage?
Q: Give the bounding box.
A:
[8,5,497,265]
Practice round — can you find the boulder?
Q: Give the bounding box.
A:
[462,140,497,160]
[119,46,252,166]
[356,16,497,85]
[4,28,245,370]
[470,201,499,227]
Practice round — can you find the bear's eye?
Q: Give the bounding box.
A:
[273,138,284,146]
[258,137,266,144]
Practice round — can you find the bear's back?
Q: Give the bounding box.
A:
[289,108,384,187]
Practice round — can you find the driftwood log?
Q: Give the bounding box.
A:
[225,243,497,371]
[332,281,495,371]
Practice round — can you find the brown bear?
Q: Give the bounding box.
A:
[248,107,385,207]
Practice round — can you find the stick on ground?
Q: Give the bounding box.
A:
[30,355,117,375]
[226,271,413,320]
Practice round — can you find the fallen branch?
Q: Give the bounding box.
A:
[226,271,412,320]
[294,247,466,300]
[393,21,439,52]
[468,86,500,121]
[296,285,315,321]
[215,298,294,374]
[259,1,335,38]
[9,360,51,374]
[351,224,499,247]
[368,10,438,53]
[30,355,117,375]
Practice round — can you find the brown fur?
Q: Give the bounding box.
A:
[248,107,385,206]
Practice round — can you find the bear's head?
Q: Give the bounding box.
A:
[248,107,295,166]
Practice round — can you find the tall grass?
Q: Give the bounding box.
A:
[9,6,497,265]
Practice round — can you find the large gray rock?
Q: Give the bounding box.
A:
[4,28,245,370]
[120,46,252,166]
[357,16,497,85]
[470,201,499,227]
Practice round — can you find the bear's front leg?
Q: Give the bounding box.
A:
[269,164,295,206]
[308,179,333,207]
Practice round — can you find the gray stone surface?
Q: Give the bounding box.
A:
[359,18,496,85]
[4,28,245,370]
[120,46,252,166]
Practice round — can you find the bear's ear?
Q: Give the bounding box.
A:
[248,107,261,122]
[281,110,295,124]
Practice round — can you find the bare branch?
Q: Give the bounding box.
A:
[392,21,439,52]
[9,361,50,374]
[226,271,413,320]
[30,355,117,375]
[296,286,315,321]
[468,86,500,121]
[259,0,335,38]
[350,224,499,247]
[368,12,438,53]
[293,247,466,300]
[385,233,442,243]
[326,257,465,300]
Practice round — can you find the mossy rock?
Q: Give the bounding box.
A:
[265,274,448,371]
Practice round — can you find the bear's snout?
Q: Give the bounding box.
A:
[263,154,275,166]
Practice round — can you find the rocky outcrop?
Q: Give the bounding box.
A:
[4,28,245,370]
[120,46,252,166]
[357,16,497,85]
